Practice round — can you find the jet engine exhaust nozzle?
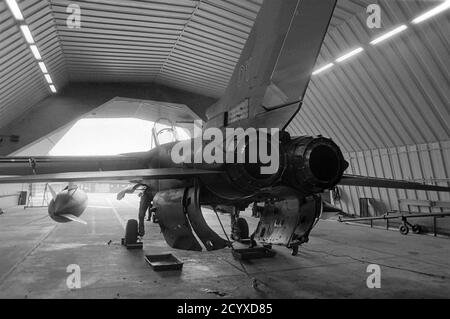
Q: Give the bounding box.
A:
[283,136,348,195]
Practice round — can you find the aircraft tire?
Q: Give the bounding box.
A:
[125,219,138,245]
[236,217,249,239]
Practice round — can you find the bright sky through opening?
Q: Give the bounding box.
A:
[49,118,190,156]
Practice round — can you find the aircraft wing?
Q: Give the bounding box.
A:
[339,174,450,192]
[0,154,148,176]
[0,168,222,184]
[206,0,337,130]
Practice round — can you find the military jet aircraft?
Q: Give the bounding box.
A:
[1,0,449,255]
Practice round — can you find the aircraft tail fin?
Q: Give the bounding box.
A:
[205,0,336,130]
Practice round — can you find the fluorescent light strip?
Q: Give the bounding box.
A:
[312,1,450,77]
[44,74,53,84]
[20,25,34,44]
[336,47,364,63]
[38,62,48,73]
[29,45,41,59]
[370,25,408,45]
[7,0,57,94]
[6,0,24,20]
[412,0,450,24]
[312,63,334,75]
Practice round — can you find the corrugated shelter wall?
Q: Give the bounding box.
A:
[337,141,450,234]
[286,0,450,228]
[338,141,450,214]
[0,0,68,129]
[288,0,450,151]
[22,0,69,88]
[1,1,48,128]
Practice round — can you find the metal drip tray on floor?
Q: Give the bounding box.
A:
[232,247,276,260]
[145,253,184,271]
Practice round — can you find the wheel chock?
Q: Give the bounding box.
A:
[121,238,143,250]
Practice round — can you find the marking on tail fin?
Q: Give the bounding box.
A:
[227,99,249,125]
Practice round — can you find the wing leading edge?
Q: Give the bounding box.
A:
[0,154,147,176]
[0,168,222,184]
[339,174,450,192]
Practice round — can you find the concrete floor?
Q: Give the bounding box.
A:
[0,193,449,299]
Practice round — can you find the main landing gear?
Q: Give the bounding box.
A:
[231,217,250,241]
[290,245,299,256]
[121,219,143,249]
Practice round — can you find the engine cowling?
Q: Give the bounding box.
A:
[48,186,88,223]
[224,130,284,194]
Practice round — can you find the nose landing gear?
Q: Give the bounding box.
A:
[121,219,143,249]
